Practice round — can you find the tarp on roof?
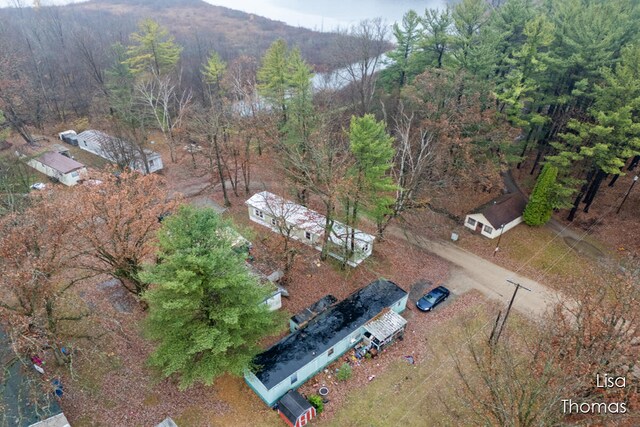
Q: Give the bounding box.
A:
[470,193,527,228]
[278,390,312,424]
[252,279,407,390]
[36,151,84,174]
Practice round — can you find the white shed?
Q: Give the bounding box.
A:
[75,130,163,174]
[464,193,527,239]
[27,151,87,186]
[245,191,374,267]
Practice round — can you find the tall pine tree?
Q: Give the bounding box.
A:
[141,206,279,389]
[523,164,558,226]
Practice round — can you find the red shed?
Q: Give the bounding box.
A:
[277,390,316,427]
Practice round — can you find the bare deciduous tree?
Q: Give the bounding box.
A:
[136,74,192,163]
[332,18,389,115]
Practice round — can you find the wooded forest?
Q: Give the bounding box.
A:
[0,0,639,425]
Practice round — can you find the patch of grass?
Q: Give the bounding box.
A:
[463,225,596,283]
[75,352,123,396]
[142,392,160,407]
[71,414,101,427]
[501,226,594,277]
[174,405,211,427]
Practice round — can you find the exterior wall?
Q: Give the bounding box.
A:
[464,214,522,239]
[144,155,163,173]
[278,411,295,427]
[77,135,105,158]
[245,295,408,406]
[392,293,409,313]
[246,204,370,267]
[130,154,163,174]
[263,292,282,311]
[27,159,86,186]
[77,133,163,174]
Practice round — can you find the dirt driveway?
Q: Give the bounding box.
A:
[389,225,562,319]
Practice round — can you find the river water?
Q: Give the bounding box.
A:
[203,0,447,30]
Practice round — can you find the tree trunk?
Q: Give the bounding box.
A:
[530,149,543,175]
[212,134,230,207]
[608,174,619,187]
[628,155,640,171]
[320,200,334,261]
[583,170,606,213]
[567,169,594,221]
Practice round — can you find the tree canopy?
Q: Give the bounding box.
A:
[141,206,279,389]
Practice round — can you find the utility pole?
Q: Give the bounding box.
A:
[493,224,505,256]
[491,279,531,347]
[616,175,638,214]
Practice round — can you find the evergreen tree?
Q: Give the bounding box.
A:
[385,10,422,88]
[548,44,640,219]
[420,7,452,69]
[125,19,182,77]
[523,164,558,225]
[202,51,227,100]
[450,0,490,72]
[284,48,314,146]
[106,43,137,121]
[141,206,279,389]
[346,114,396,247]
[257,39,291,124]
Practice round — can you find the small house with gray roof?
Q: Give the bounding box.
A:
[244,279,408,406]
[27,150,87,186]
[464,193,527,239]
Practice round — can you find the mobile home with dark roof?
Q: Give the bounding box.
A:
[244,279,408,406]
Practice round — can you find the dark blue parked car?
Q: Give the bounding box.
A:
[416,285,450,312]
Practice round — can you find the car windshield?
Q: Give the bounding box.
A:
[424,293,438,303]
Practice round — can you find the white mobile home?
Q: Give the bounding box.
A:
[245,191,374,267]
[27,151,87,186]
[75,130,163,174]
[464,193,527,239]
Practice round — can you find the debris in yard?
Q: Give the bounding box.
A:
[319,387,329,396]
[368,375,376,382]
[404,355,415,365]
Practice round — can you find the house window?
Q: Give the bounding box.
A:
[467,217,476,226]
[254,209,264,220]
[149,159,155,167]
[484,225,493,234]
[71,171,79,178]
[304,231,312,241]
[290,373,297,384]
[271,218,277,226]
[328,348,334,357]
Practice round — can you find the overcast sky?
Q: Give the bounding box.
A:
[0,0,445,30]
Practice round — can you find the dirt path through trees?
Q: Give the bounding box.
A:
[389,225,561,318]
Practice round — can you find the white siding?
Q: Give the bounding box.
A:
[464,214,523,239]
[27,159,86,186]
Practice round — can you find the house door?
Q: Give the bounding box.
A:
[475,222,483,232]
